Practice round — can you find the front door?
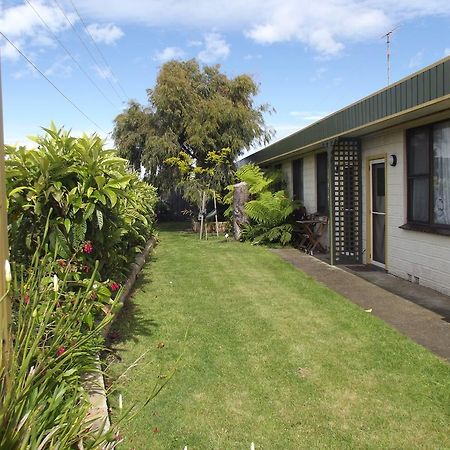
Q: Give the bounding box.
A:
[370,159,386,267]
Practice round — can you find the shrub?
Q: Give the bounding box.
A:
[1,243,120,449]
[225,164,298,245]
[6,124,157,282]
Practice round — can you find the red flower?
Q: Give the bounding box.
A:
[56,346,66,357]
[82,241,93,254]
[23,295,30,305]
[110,282,120,292]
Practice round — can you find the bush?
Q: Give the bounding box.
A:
[6,124,157,283]
[225,164,298,245]
[1,125,160,448]
[1,243,120,448]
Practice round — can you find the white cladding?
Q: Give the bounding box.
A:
[361,129,450,296]
[278,126,450,296]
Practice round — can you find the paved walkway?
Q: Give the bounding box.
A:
[271,248,450,361]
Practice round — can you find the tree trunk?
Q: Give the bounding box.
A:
[233,182,249,240]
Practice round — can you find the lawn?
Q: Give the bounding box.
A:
[106,223,450,449]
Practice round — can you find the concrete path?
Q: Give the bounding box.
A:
[271,248,450,362]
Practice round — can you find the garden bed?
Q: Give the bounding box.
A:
[1,126,158,449]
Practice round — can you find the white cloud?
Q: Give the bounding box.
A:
[13,65,38,80]
[73,0,450,57]
[245,1,386,56]
[244,53,262,60]
[3,1,450,61]
[197,32,230,63]
[93,65,116,82]
[1,40,22,62]
[153,46,185,63]
[409,50,424,68]
[188,40,203,47]
[44,55,73,77]
[310,67,327,82]
[86,23,124,45]
[289,111,328,122]
[0,0,77,60]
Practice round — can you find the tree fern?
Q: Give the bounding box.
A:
[228,163,298,246]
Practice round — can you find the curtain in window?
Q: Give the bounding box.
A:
[433,121,450,225]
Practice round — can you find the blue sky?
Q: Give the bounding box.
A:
[1,0,450,154]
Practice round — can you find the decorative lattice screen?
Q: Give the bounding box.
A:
[330,138,362,264]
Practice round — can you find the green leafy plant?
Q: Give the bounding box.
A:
[166,147,232,219]
[225,164,298,245]
[0,240,120,449]
[6,124,157,283]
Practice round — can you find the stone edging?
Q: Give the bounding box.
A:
[84,235,158,445]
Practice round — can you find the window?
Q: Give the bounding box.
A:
[407,120,450,227]
[270,164,283,191]
[316,152,328,214]
[292,158,304,203]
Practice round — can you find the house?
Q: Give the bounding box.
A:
[240,56,450,296]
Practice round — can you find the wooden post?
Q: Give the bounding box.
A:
[213,191,219,237]
[199,191,205,240]
[205,191,208,241]
[0,54,11,375]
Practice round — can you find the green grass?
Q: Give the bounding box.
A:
[107,223,450,449]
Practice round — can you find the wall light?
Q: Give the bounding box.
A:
[389,154,397,167]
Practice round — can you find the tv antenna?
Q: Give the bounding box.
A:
[381,26,399,85]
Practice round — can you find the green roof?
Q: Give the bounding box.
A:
[242,56,450,165]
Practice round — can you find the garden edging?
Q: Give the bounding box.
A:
[84,235,158,442]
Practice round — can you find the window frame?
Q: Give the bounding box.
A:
[406,120,450,230]
[316,152,329,215]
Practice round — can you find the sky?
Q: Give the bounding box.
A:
[1,0,450,155]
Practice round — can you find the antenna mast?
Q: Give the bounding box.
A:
[381,27,398,85]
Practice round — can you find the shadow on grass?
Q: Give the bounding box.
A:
[156,220,191,232]
[106,271,158,361]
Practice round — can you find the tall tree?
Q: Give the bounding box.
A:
[113,59,272,193]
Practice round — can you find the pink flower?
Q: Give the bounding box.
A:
[23,295,30,305]
[82,241,93,254]
[56,346,66,357]
[110,282,120,292]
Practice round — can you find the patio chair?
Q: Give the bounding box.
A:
[307,215,328,255]
[292,206,311,251]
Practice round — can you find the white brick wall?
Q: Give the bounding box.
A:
[361,129,450,296]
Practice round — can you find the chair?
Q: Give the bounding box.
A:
[308,216,328,255]
[292,206,310,251]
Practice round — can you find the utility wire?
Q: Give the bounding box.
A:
[68,0,129,100]
[0,31,106,133]
[24,0,118,109]
[52,0,125,103]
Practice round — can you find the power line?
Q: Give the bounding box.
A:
[68,0,129,100]
[0,31,106,133]
[24,0,118,109]
[52,0,126,104]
